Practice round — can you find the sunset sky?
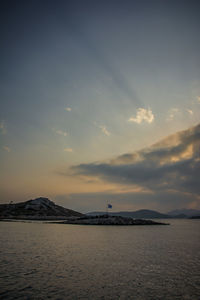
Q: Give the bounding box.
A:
[0,0,200,212]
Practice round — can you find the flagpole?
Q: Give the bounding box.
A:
[106,200,108,216]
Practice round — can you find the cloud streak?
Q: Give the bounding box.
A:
[0,120,7,135]
[71,123,200,197]
[99,125,110,136]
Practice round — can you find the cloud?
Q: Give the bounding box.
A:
[3,146,11,152]
[128,108,154,124]
[166,108,180,121]
[197,96,200,103]
[64,148,73,152]
[71,123,200,197]
[65,107,72,112]
[0,120,7,135]
[99,125,110,136]
[186,109,193,115]
[54,129,68,137]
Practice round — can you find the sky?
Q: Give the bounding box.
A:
[0,0,200,213]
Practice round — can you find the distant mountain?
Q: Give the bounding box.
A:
[87,209,170,219]
[0,197,83,219]
[168,209,200,217]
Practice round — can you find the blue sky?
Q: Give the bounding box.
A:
[0,0,200,212]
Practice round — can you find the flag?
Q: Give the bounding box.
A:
[108,204,112,209]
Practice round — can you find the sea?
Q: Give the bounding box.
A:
[0,219,199,300]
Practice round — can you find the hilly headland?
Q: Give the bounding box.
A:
[0,197,83,220]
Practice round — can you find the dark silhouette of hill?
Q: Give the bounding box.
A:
[0,197,83,219]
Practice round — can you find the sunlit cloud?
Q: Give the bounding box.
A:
[71,123,200,197]
[197,96,200,103]
[3,146,11,152]
[186,109,193,115]
[99,125,111,136]
[64,148,73,152]
[128,108,154,124]
[0,120,7,135]
[65,107,72,112]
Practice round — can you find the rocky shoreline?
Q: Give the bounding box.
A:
[53,215,169,225]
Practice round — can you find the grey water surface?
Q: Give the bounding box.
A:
[0,219,200,300]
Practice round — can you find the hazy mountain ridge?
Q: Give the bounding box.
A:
[167,209,200,217]
[0,197,83,219]
[87,209,200,219]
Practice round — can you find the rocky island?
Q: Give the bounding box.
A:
[57,214,169,225]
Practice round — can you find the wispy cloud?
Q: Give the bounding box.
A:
[3,146,11,152]
[186,109,193,115]
[166,108,180,121]
[64,148,73,152]
[99,125,111,136]
[53,129,68,136]
[0,120,7,135]
[128,108,154,124]
[65,107,72,112]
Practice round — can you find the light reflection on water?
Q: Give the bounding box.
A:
[0,219,200,299]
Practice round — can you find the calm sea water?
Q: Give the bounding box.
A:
[0,219,200,300]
